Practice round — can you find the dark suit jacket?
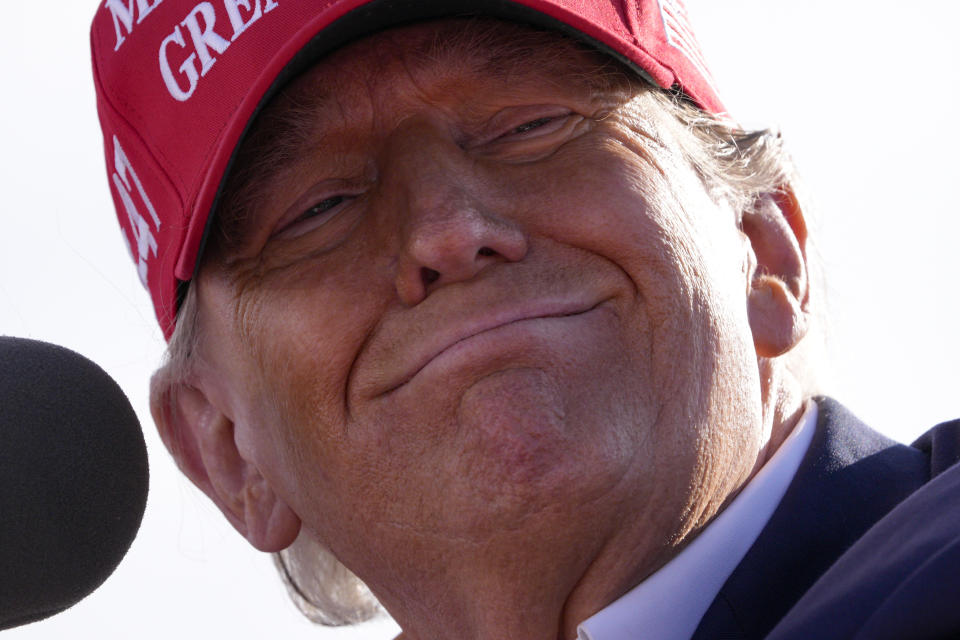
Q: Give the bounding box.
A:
[690,397,960,640]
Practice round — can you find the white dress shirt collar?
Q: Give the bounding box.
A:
[577,400,818,640]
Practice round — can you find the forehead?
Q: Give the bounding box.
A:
[275,18,628,133]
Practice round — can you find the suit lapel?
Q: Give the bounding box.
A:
[691,397,929,640]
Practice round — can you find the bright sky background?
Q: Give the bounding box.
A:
[1,1,957,638]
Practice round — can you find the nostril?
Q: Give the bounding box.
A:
[421,267,440,286]
[477,246,496,257]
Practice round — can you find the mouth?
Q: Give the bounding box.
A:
[378,299,607,396]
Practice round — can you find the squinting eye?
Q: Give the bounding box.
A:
[493,113,572,145]
[298,195,346,222]
[274,193,356,240]
[512,117,555,134]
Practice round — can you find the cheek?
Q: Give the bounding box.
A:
[246,244,387,371]
[508,143,690,353]
[506,138,669,278]
[516,137,753,435]
[223,253,395,473]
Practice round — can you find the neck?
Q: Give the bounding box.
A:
[364,363,808,640]
[357,477,695,640]
[372,515,673,640]
[753,358,806,474]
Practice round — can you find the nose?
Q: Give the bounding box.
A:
[385,121,528,306]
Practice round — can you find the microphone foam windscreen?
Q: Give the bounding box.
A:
[0,337,149,629]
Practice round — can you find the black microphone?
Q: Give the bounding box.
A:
[0,337,148,630]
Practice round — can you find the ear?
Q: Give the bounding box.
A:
[742,187,810,358]
[150,372,301,552]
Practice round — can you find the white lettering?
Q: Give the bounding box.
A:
[159,26,200,101]
[181,3,231,76]
[111,136,161,287]
[223,0,261,41]
[157,0,279,101]
[104,0,164,51]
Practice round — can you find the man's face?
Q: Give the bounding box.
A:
[195,20,765,607]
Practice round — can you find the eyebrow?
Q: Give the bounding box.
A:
[212,87,335,254]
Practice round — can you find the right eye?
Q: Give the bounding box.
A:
[274,194,356,239]
[298,196,348,222]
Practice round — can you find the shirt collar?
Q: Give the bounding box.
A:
[577,400,818,640]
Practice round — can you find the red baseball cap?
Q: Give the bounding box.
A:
[91,0,724,339]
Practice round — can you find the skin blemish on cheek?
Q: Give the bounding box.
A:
[456,367,568,484]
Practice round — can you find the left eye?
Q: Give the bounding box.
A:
[511,117,555,135]
[499,115,571,142]
[471,106,578,152]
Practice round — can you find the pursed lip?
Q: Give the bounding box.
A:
[372,297,606,397]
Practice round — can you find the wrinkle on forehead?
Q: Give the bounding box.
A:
[282,19,630,131]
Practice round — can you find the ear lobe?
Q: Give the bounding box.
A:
[742,187,810,358]
[150,373,301,552]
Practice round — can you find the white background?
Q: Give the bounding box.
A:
[1,1,957,638]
